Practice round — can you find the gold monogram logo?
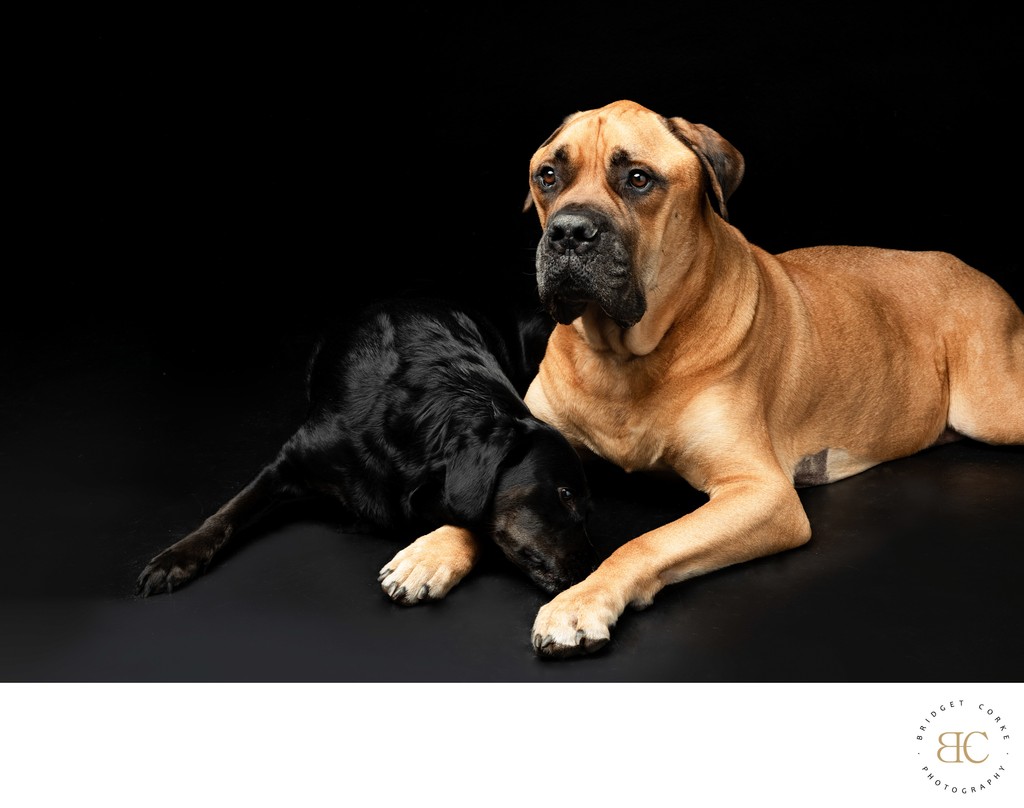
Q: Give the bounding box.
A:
[936,731,989,764]
[915,698,1012,796]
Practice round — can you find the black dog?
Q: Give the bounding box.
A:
[136,297,596,602]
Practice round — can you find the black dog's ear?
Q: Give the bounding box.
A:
[442,419,518,524]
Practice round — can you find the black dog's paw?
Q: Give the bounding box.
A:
[136,546,206,597]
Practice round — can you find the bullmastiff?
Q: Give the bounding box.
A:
[522,99,1024,658]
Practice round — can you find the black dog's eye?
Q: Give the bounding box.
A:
[538,166,558,188]
[627,169,652,190]
[558,486,574,503]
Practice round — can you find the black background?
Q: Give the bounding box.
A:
[3,5,1022,683]
[32,6,1023,344]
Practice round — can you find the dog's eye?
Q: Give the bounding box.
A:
[557,486,575,503]
[628,169,651,190]
[539,166,558,188]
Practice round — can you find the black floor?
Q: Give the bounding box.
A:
[3,316,1022,682]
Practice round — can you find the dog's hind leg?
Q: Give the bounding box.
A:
[378,525,482,605]
[136,456,303,597]
[947,289,1024,445]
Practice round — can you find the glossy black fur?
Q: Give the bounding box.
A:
[136,297,596,598]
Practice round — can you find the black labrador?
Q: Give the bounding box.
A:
[136,297,596,602]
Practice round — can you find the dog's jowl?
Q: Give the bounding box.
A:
[523,99,1024,658]
[137,298,596,603]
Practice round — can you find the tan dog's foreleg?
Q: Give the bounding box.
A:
[532,479,811,657]
[378,525,481,605]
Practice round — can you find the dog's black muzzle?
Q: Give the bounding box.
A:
[536,205,646,328]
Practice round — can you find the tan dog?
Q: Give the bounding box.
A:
[522,99,1024,658]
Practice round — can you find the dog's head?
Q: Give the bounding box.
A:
[442,416,595,594]
[525,99,744,331]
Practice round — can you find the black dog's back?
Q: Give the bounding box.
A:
[308,297,552,401]
[290,298,551,532]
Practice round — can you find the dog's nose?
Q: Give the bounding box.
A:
[547,212,600,254]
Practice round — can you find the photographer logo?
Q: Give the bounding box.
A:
[916,699,1011,796]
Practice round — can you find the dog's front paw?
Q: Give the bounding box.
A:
[376,556,465,605]
[136,546,205,597]
[531,584,619,658]
[377,527,479,605]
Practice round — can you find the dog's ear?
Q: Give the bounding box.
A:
[666,117,745,221]
[441,417,518,524]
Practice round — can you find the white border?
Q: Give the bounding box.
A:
[1,682,1020,806]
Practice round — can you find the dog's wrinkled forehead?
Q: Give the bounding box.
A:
[531,100,684,171]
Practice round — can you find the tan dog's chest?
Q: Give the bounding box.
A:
[526,341,698,476]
